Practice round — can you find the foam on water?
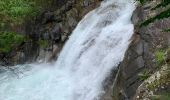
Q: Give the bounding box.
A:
[0,0,136,100]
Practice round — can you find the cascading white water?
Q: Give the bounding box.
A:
[0,0,136,100]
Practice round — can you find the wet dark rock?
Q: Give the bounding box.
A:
[41,11,55,24]
[106,0,170,99]
[51,24,62,42]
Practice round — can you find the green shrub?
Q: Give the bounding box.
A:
[138,69,150,81]
[0,0,53,27]
[155,50,165,66]
[0,0,53,53]
[0,0,37,22]
[0,32,25,53]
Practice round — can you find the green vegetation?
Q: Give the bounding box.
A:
[146,48,170,90]
[0,32,25,53]
[152,0,170,10]
[0,0,53,53]
[140,8,170,27]
[163,28,170,32]
[0,0,36,53]
[138,69,150,81]
[38,39,48,48]
[136,1,170,98]
[155,50,165,66]
[138,0,170,27]
[0,0,38,25]
[139,64,170,99]
[0,0,53,29]
[154,47,170,65]
[151,94,170,100]
[137,0,146,5]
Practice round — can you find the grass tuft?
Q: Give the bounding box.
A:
[155,50,165,66]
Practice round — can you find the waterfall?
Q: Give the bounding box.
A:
[0,0,135,100]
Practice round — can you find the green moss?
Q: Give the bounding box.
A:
[0,32,25,53]
[155,50,165,66]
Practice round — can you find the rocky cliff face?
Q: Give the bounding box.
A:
[0,0,101,66]
[33,0,101,62]
[105,0,170,100]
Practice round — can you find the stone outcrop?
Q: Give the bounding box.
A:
[134,65,170,100]
[34,0,101,62]
[102,0,170,100]
[1,0,101,65]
